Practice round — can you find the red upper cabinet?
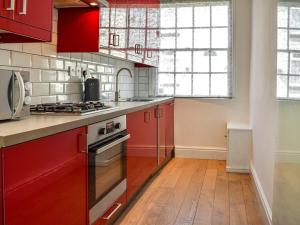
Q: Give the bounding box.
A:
[0,0,52,42]
[3,127,88,225]
[126,106,158,200]
[14,0,52,31]
[57,7,99,52]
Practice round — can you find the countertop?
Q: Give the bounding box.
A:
[0,97,174,148]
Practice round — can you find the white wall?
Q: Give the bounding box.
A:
[174,0,251,159]
[249,0,277,222]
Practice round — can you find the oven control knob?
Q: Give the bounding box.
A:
[115,123,121,129]
[98,128,106,135]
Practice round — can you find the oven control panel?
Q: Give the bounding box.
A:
[88,115,126,145]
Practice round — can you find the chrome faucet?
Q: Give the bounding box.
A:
[115,68,133,102]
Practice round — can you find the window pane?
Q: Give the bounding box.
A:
[161,7,175,28]
[100,8,109,27]
[193,51,209,72]
[212,28,228,48]
[194,6,210,27]
[290,52,300,74]
[277,52,288,74]
[129,8,146,27]
[175,74,192,96]
[278,29,288,50]
[277,75,288,98]
[289,76,300,98]
[147,30,160,49]
[194,28,210,48]
[158,73,174,96]
[99,29,109,47]
[193,74,209,96]
[128,29,145,47]
[278,6,288,28]
[177,29,193,49]
[148,8,160,28]
[211,73,228,96]
[160,29,176,49]
[289,30,300,50]
[290,7,300,28]
[111,8,127,28]
[211,51,228,72]
[159,51,175,72]
[177,7,193,28]
[212,5,228,27]
[176,51,192,72]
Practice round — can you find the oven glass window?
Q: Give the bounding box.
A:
[94,142,125,200]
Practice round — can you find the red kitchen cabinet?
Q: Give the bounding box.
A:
[0,149,2,225]
[157,104,167,165]
[3,127,88,225]
[126,106,158,200]
[0,0,52,42]
[165,101,175,158]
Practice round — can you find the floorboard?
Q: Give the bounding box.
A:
[115,158,268,225]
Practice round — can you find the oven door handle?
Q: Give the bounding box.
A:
[96,134,131,155]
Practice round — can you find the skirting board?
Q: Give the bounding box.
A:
[250,162,272,225]
[226,166,250,173]
[175,146,227,160]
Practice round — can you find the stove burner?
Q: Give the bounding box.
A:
[30,102,112,115]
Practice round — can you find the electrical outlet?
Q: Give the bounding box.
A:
[75,66,82,77]
[67,66,76,77]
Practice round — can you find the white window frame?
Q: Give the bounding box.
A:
[156,1,233,98]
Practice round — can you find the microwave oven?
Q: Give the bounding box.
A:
[0,70,31,120]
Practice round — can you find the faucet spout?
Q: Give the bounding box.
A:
[115,68,133,102]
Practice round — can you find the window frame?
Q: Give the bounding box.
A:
[156,1,233,98]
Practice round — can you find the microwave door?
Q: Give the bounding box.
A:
[0,70,13,120]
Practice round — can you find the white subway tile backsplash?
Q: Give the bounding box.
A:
[11,52,31,67]
[97,65,105,73]
[41,96,56,104]
[70,94,82,103]
[49,58,64,70]
[70,53,82,61]
[42,70,57,82]
[32,83,50,96]
[30,96,42,105]
[42,44,57,57]
[32,55,49,69]
[82,53,92,62]
[0,50,11,66]
[50,83,64,95]
[57,95,70,103]
[57,71,67,82]
[65,83,81,94]
[23,43,42,55]
[0,43,22,52]
[30,69,42,82]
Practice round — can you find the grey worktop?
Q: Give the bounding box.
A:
[0,97,174,148]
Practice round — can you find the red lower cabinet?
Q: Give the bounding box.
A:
[3,127,88,225]
[126,107,158,200]
[165,101,175,158]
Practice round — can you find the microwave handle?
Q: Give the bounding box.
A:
[96,134,131,155]
[12,72,25,119]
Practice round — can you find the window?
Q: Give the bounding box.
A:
[277,3,300,99]
[157,1,232,97]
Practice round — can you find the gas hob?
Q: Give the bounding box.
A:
[30,102,116,116]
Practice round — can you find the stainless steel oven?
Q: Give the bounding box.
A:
[88,115,129,225]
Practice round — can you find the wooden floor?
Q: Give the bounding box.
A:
[115,158,268,225]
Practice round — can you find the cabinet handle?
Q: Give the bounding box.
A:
[144,111,151,123]
[19,0,27,15]
[103,203,122,220]
[78,133,87,153]
[6,0,15,10]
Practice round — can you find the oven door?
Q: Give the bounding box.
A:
[88,131,130,224]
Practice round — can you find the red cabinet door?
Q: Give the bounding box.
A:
[165,101,174,158]
[0,0,15,19]
[3,127,88,225]
[126,107,158,200]
[14,0,52,31]
[157,104,167,165]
